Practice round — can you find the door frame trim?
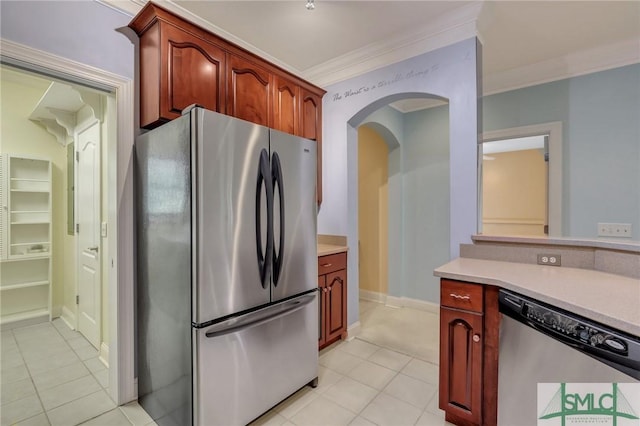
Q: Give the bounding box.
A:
[480,121,563,237]
[1,38,136,405]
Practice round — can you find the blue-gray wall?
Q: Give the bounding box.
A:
[483,63,640,239]
[321,38,481,325]
[402,105,450,302]
[1,0,134,79]
[358,63,639,307]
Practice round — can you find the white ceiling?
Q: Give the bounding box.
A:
[114,0,639,107]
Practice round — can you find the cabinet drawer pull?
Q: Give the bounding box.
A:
[473,334,480,343]
[321,263,332,267]
[449,293,471,301]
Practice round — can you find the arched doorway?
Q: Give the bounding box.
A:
[317,39,481,332]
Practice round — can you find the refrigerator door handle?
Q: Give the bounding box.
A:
[205,292,316,338]
[271,152,285,287]
[255,149,273,289]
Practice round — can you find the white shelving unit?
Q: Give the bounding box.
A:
[1,154,52,328]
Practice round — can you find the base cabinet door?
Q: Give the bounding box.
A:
[318,252,347,349]
[439,306,483,425]
[325,269,347,344]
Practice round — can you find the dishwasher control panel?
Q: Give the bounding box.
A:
[499,289,640,379]
[520,300,628,354]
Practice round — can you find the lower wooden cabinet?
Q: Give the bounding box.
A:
[439,306,483,424]
[439,279,499,426]
[318,252,347,349]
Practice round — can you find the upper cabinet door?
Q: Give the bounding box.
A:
[300,89,321,141]
[161,24,226,122]
[136,17,226,129]
[227,56,272,127]
[273,75,299,135]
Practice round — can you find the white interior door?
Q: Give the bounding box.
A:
[77,121,101,349]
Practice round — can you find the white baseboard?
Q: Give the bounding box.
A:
[51,305,62,318]
[385,295,439,314]
[61,306,76,330]
[360,290,439,314]
[359,289,387,303]
[100,343,110,368]
[346,321,361,340]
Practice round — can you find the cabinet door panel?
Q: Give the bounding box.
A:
[161,24,225,120]
[228,56,271,127]
[273,76,299,135]
[439,307,483,425]
[326,269,347,342]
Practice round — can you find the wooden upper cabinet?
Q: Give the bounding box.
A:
[131,6,226,129]
[161,24,225,123]
[130,2,326,203]
[273,75,299,135]
[227,56,271,127]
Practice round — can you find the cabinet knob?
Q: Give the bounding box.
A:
[321,263,332,267]
[473,334,481,343]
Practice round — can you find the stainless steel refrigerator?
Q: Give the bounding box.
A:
[136,106,319,426]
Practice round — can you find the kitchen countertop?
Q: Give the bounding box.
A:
[472,234,640,253]
[434,257,640,337]
[317,234,348,257]
[317,243,348,257]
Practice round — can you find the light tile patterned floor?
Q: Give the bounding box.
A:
[249,300,453,426]
[0,319,155,426]
[2,300,448,426]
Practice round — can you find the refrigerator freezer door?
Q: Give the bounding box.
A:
[194,292,319,426]
[269,130,318,302]
[195,110,271,324]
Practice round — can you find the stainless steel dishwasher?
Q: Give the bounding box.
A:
[498,289,640,426]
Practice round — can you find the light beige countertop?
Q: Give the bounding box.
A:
[317,234,348,257]
[434,257,640,337]
[317,243,348,257]
[472,234,640,253]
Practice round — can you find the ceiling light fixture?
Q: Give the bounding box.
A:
[305,0,315,10]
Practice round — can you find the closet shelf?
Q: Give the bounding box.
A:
[1,281,49,291]
[10,178,49,183]
[1,154,52,327]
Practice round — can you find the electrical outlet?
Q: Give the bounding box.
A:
[598,223,632,238]
[537,254,561,266]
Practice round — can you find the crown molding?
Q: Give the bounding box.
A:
[302,2,483,87]
[484,38,640,96]
[96,0,638,94]
[95,0,141,17]
[99,0,302,76]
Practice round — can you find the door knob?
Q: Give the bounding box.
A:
[473,334,481,343]
[88,246,99,253]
